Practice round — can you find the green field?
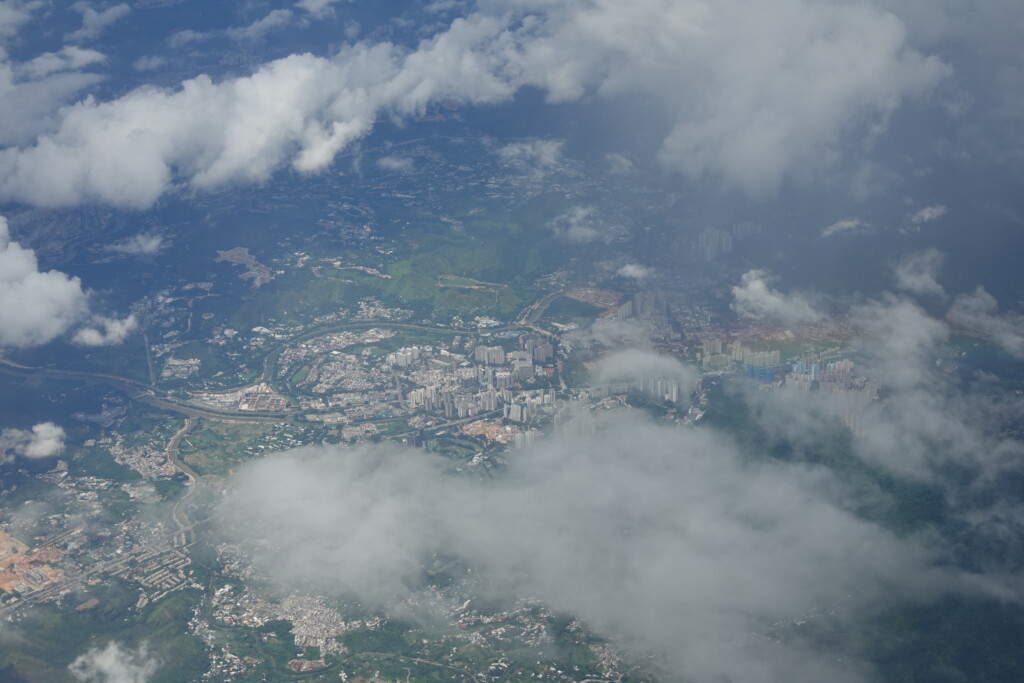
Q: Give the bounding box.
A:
[541,297,604,324]
[178,421,277,477]
[0,586,207,683]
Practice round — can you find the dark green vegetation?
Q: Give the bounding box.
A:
[195,189,570,334]
[178,421,287,477]
[426,434,485,460]
[0,376,121,438]
[0,471,59,513]
[873,596,1024,683]
[540,297,605,325]
[5,336,151,385]
[0,584,206,683]
[624,391,678,423]
[160,339,261,389]
[67,447,140,483]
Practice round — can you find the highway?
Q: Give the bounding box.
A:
[0,358,290,423]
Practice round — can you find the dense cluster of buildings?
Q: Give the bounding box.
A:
[702,338,781,371]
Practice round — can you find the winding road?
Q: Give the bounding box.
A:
[167,418,200,540]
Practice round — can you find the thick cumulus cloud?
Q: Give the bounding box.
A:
[0,422,65,460]
[0,2,107,148]
[0,0,952,207]
[222,417,951,683]
[0,14,519,208]
[69,641,159,683]
[0,216,89,347]
[0,216,132,348]
[532,0,949,196]
[0,64,104,146]
[731,269,823,326]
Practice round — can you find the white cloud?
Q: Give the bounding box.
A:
[426,0,463,14]
[0,18,107,147]
[548,206,604,242]
[18,46,106,79]
[822,217,868,237]
[0,14,523,208]
[497,139,564,180]
[805,294,1024,519]
[132,56,165,72]
[0,1,955,207]
[0,215,131,348]
[221,418,953,683]
[605,152,634,174]
[0,65,104,146]
[878,1,1024,174]
[902,204,947,233]
[166,29,210,49]
[593,348,698,388]
[0,5,109,151]
[375,155,414,172]
[227,9,293,42]
[739,293,1024,520]
[0,0,40,46]
[616,263,651,280]
[948,287,1024,358]
[724,291,1024,569]
[69,641,159,683]
[854,296,948,389]
[295,0,347,19]
[66,3,130,43]
[894,248,946,298]
[0,422,65,460]
[912,204,947,223]
[486,0,949,196]
[838,297,957,476]
[215,289,1024,681]
[0,215,89,348]
[72,314,137,346]
[106,232,163,255]
[731,270,823,326]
